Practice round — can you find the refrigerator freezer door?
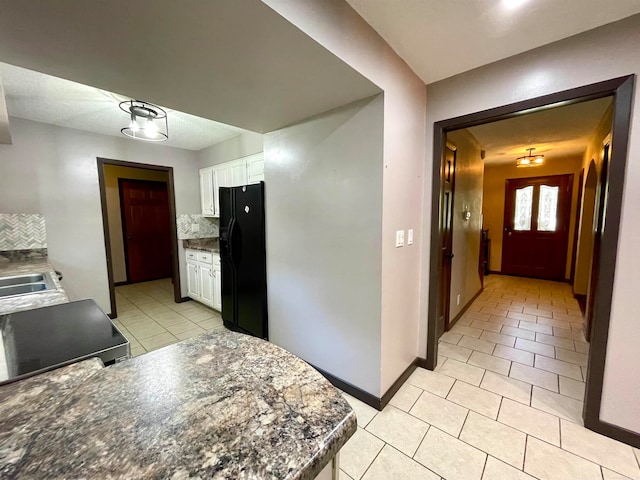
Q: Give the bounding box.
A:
[219,187,236,327]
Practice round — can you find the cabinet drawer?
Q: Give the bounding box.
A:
[186,250,198,261]
[213,254,221,266]
[197,252,213,264]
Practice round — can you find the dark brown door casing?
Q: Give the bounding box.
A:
[502,174,573,280]
[120,179,172,283]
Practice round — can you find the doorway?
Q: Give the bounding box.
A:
[426,75,634,443]
[97,158,182,318]
[502,174,573,280]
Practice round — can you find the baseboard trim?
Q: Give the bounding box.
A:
[114,281,129,287]
[178,297,191,303]
[449,288,483,329]
[380,359,421,409]
[314,358,425,411]
[488,270,502,275]
[586,418,640,448]
[313,365,382,410]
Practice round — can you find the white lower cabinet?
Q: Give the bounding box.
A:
[186,260,199,298]
[212,258,222,311]
[185,249,221,312]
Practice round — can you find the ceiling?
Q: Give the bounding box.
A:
[0,0,381,134]
[346,0,640,84]
[0,63,246,151]
[466,97,613,165]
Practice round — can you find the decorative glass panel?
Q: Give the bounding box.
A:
[538,185,559,231]
[514,186,533,231]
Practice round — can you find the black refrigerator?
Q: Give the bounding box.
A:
[219,182,268,339]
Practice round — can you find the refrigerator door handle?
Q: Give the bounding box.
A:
[228,217,238,272]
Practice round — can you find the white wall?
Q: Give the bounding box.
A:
[265,95,384,394]
[422,14,640,433]
[197,131,263,169]
[264,0,426,394]
[0,117,200,312]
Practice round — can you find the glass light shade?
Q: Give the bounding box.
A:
[516,149,544,167]
[119,100,168,142]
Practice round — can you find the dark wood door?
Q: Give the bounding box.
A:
[502,174,573,280]
[120,179,172,283]
[438,145,456,338]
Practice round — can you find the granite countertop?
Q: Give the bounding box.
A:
[183,237,219,253]
[0,257,69,315]
[0,329,356,479]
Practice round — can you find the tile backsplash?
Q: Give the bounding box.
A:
[177,214,218,240]
[0,214,47,250]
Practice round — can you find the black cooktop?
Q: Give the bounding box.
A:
[0,299,129,384]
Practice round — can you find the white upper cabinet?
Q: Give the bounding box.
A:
[228,158,248,186]
[246,153,265,184]
[200,152,263,217]
[199,167,214,216]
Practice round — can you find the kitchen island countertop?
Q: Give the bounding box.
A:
[0,329,355,479]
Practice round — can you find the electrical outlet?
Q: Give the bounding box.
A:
[395,230,405,247]
[456,294,461,306]
[408,229,414,245]
[191,223,200,233]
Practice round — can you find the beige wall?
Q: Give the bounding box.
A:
[103,165,169,283]
[422,14,640,433]
[447,129,484,319]
[574,105,613,294]
[197,131,263,169]
[0,117,200,313]
[264,95,384,394]
[482,156,583,279]
[263,0,426,395]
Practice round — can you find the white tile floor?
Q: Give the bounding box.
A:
[112,278,223,357]
[338,275,640,480]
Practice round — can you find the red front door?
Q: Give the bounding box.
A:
[120,179,172,283]
[502,174,573,280]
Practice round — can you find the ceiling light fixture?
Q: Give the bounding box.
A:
[516,148,544,167]
[119,99,168,142]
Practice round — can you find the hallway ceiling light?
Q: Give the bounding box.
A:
[516,148,544,167]
[119,100,168,142]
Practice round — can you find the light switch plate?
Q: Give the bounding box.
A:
[395,230,405,247]
[408,229,414,245]
[191,223,200,233]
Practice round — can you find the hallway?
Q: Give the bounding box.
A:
[338,275,640,480]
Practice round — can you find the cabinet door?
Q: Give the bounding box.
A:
[212,263,222,311]
[200,168,214,216]
[199,263,214,307]
[186,261,200,299]
[229,159,247,186]
[212,167,228,217]
[246,153,264,184]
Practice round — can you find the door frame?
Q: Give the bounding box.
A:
[97,157,183,318]
[426,75,635,445]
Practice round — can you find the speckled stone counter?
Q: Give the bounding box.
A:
[0,330,355,479]
[0,358,105,478]
[0,256,68,315]
[183,237,219,252]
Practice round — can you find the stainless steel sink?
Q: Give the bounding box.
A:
[0,272,56,299]
[0,274,45,288]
